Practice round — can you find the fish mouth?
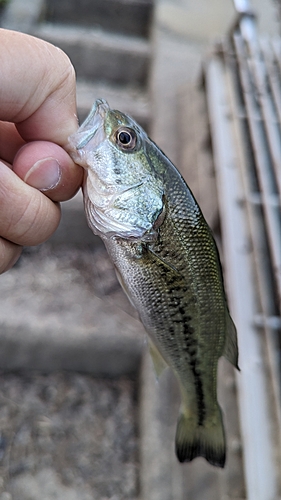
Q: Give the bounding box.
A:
[68,99,110,164]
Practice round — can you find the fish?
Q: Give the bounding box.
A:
[68,99,239,468]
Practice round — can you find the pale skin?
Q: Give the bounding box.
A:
[0,29,84,273]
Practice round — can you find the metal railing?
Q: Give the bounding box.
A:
[205,0,281,498]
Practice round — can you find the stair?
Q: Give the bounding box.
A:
[34,23,151,88]
[45,0,153,38]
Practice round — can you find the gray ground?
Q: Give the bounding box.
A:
[0,371,138,500]
[0,245,141,500]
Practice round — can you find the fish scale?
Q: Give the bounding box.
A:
[68,98,239,468]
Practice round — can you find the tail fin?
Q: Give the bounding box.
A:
[175,406,226,468]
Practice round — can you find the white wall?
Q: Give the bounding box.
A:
[155,0,279,41]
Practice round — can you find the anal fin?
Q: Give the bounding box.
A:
[148,338,169,379]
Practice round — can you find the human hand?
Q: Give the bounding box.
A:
[0,29,83,273]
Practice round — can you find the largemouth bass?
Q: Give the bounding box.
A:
[68,99,239,468]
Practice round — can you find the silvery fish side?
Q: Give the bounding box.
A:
[68,99,239,468]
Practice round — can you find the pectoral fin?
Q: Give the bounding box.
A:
[114,267,136,309]
[148,338,169,379]
[147,247,183,277]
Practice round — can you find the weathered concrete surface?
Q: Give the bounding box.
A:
[156,0,235,42]
[149,27,205,167]
[0,245,144,376]
[0,372,138,500]
[155,0,279,41]
[33,23,150,87]
[0,0,43,31]
[47,191,100,248]
[45,0,153,38]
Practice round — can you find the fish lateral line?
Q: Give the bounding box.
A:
[188,357,206,427]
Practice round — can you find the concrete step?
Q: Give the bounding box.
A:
[48,190,97,248]
[0,245,143,376]
[45,0,154,39]
[76,79,151,130]
[33,23,151,86]
[0,372,138,500]
[0,0,44,31]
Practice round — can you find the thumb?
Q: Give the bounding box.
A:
[13,141,83,202]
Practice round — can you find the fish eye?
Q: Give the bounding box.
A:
[115,127,137,150]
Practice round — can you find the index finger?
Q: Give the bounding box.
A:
[0,29,78,146]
